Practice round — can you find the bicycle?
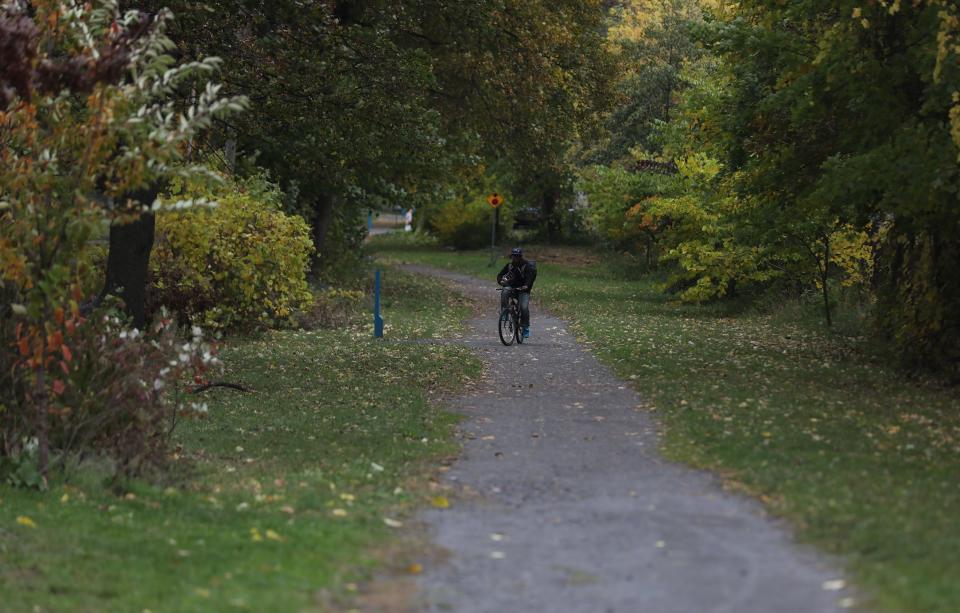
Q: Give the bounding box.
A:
[497,287,524,346]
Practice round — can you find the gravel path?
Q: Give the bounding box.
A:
[407,265,854,613]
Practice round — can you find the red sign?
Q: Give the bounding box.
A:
[487,193,504,208]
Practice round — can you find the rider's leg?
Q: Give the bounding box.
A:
[519,292,530,328]
[500,288,513,316]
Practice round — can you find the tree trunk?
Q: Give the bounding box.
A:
[311,192,336,269]
[541,188,561,243]
[224,137,237,172]
[820,233,832,328]
[100,187,159,329]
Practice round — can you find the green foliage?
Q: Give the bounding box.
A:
[577,165,654,247]
[430,198,497,251]
[311,204,371,289]
[681,0,960,365]
[588,0,960,367]
[140,0,617,254]
[1,452,44,489]
[151,177,314,330]
[586,0,705,165]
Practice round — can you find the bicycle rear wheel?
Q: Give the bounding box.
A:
[498,310,515,346]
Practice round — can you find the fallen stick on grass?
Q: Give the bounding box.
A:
[190,382,254,394]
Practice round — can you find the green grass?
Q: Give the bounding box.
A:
[0,265,480,612]
[373,243,960,613]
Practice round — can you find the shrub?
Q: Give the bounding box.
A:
[1,305,217,484]
[313,204,370,288]
[0,3,243,478]
[577,164,671,249]
[430,199,495,250]
[151,176,315,330]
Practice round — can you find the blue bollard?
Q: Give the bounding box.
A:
[374,269,384,338]
[367,210,373,233]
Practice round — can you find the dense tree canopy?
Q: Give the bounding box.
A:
[578,0,960,373]
[125,0,617,256]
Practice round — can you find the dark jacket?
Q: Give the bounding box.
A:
[497,259,535,293]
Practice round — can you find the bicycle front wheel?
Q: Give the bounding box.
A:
[514,311,524,344]
[498,310,515,346]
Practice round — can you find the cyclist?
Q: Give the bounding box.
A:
[497,247,535,339]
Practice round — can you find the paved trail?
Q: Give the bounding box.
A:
[408,266,852,613]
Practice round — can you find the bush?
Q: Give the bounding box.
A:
[430,199,495,250]
[312,204,370,288]
[1,305,217,484]
[577,164,671,249]
[0,4,243,480]
[151,177,315,330]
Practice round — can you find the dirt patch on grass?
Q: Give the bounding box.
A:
[348,531,452,613]
[352,577,419,613]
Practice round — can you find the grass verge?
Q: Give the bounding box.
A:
[373,242,960,613]
[0,265,480,612]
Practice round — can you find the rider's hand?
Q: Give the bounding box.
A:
[519,286,528,291]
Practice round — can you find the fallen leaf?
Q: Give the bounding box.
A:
[16,516,36,528]
[822,579,845,591]
[407,563,423,575]
[383,517,403,528]
[430,496,450,509]
[265,529,284,542]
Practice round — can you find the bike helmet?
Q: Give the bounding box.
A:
[510,247,523,256]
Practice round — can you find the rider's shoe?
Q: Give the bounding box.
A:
[523,327,530,339]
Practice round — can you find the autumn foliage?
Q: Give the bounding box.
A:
[150,177,314,330]
[0,1,243,481]
[581,0,960,373]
